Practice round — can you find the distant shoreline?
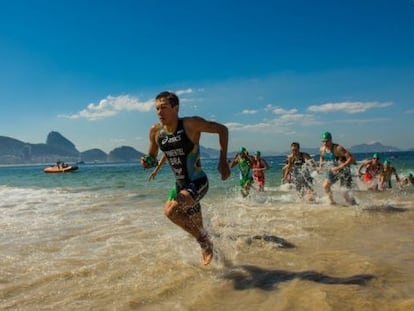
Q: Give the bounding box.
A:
[0,161,140,168]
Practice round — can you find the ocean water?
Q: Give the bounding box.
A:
[1,153,414,311]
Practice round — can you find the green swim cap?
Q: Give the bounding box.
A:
[239,147,246,153]
[167,187,177,200]
[372,153,379,159]
[254,150,261,156]
[321,131,332,140]
[384,160,390,165]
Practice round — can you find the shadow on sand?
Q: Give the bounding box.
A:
[222,265,376,291]
[221,234,296,249]
[249,234,296,248]
[362,204,408,213]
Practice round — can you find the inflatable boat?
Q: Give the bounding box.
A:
[43,164,79,173]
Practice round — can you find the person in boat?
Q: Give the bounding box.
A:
[230,147,254,197]
[56,161,69,169]
[378,160,400,191]
[140,91,230,266]
[283,142,316,201]
[251,150,269,192]
[358,153,382,190]
[319,131,356,205]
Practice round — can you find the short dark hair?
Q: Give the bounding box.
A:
[291,142,300,148]
[155,91,179,107]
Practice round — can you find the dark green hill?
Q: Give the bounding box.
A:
[0,131,148,164]
[108,146,144,162]
[46,131,79,155]
[0,136,29,163]
[0,132,81,164]
[80,149,108,163]
[0,137,70,163]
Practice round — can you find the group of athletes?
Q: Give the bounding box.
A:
[140,91,413,266]
[233,131,413,205]
[229,147,270,196]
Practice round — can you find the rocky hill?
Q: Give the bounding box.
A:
[108,146,144,162]
[46,131,79,156]
[0,130,226,165]
[80,148,108,163]
[0,132,144,165]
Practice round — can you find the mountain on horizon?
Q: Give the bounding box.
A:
[349,142,401,153]
[0,132,227,164]
[0,132,144,165]
[46,131,79,156]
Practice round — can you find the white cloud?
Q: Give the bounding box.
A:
[273,107,298,115]
[225,122,246,130]
[226,112,319,133]
[307,101,393,114]
[174,88,206,110]
[264,104,298,115]
[61,95,153,121]
[226,120,297,139]
[241,109,258,115]
[279,113,318,125]
[175,88,193,96]
[226,121,275,132]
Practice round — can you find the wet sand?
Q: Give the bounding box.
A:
[1,186,414,310]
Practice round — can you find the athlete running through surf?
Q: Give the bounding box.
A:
[141,91,230,265]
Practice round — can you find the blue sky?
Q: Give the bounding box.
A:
[1,0,413,155]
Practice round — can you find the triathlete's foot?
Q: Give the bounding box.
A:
[305,192,315,202]
[348,198,358,206]
[198,235,213,266]
[345,193,358,205]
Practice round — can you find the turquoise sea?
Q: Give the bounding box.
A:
[1,152,414,310]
